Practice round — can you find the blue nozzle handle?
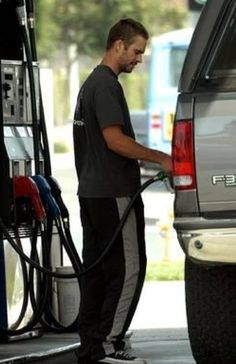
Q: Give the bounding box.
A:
[31,175,61,218]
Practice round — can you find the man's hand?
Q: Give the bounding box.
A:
[159,153,172,174]
[102,125,172,174]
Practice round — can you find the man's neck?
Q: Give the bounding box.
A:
[101,53,120,75]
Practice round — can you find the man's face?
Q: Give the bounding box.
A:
[118,35,147,73]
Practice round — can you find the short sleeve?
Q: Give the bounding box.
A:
[95,84,124,130]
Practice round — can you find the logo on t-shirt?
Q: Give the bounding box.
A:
[73,119,85,126]
[73,88,85,127]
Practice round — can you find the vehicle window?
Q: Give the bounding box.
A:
[169,46,188,87]
[210,6,236,77]
[194,2,236,90]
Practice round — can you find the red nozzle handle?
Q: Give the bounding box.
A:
[14,176,46,221]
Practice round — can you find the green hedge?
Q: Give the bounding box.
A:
[53,68,149,126]
[54,141,70,153]
[146,261,184,281]
[119,72,148,109]
[80,69,148,110]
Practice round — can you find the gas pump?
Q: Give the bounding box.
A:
[0,0,42,341]
[0,0,72,341]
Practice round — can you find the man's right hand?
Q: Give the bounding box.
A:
[159,153,172,174]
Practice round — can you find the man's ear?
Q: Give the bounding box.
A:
[115,39,124,52]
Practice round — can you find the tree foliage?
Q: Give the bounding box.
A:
[35,0,187,62]
[34,0,188,124]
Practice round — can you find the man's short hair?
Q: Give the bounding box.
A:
[106,18,149,50]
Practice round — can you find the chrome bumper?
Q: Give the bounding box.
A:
[174,217,236,264]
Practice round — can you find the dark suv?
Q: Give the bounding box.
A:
[172,0,236,363]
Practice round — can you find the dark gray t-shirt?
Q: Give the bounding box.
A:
[73,65,141,198]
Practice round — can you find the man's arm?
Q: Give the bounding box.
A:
[102,125,172,173]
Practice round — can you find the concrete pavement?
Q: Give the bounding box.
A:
[130,281,187,330]
[0,328,195,364]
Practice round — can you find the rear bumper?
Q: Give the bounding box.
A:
[174,217,236,264]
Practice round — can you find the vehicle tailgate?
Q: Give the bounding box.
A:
[194,93,236,213]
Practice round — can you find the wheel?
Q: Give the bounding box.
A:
[185,257,236,364]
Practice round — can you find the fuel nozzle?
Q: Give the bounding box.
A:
[155,170,168,181]
[31,175,61,219]
[13,176,46,222]
[154,171,174,193]
[46,176,69,219]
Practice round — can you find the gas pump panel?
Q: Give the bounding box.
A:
[0,60,44,224]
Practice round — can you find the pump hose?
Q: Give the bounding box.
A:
[40,218,81,331]
[29,221,51,330]
[24,0,52,177]
[0,171,168,279]
[0,223,50,336]
[27,18,52,177]
[26,0,37,61]
[0,224,44,337]
[29,218,81,332]
[7,235,29,330]
[18,0,52,178]
[19,25,41,175]
[4,220,69,336]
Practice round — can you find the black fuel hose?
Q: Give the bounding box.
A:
[25,0,52,177]
[8,235,29,330]
[0,171,168,279]
[0,224,49,336]
[27,218,80,332]
[0,224,44,336]
[29,221,50,328]
[46,176,82,269]
[19,24,41,174]
[25,0,37,61]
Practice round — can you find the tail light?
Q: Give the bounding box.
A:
[172,119,196,190]
[151,113,161,129]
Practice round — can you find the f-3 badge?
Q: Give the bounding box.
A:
[212,174,236,187]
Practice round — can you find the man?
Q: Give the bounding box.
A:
[73,18,172,364]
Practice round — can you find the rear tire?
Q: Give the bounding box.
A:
[185,257,236,364]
